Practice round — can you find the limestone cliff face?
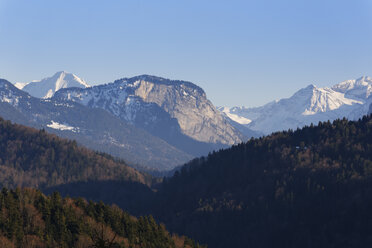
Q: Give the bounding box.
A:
[133,76,242,145]
[54,75,244,148]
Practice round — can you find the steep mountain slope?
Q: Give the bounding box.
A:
[0,188,204,248]
[21,71,89,98]
[53,75,244,156]
[221,76,372,134]
[0,79,192,170]
[149,115,372,248]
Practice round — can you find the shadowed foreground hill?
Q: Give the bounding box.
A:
[151,115,372,248]
[0,117,206,247]
[0,117,152,189]
[0,188,204,248]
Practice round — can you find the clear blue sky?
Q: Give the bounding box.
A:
[1,0,371,107]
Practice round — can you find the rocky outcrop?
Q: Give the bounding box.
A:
[131,75,243,144]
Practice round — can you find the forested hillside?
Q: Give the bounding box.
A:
[0,188,204,248]
[2,113,372,247]
[0,117,152,189]
[151,115,372,248]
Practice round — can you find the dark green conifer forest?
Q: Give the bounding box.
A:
[0,188,204,247]
[152,116,372,247]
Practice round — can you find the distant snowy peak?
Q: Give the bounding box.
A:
[218,76,371,135]
[332,76,372,100]
[22,71,90,98]
[294,84,363,116]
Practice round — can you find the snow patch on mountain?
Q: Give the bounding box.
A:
[47,121,79,132]
[14,82,29,89]
[218,107,252,124]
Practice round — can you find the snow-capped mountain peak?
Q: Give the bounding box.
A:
[296,84,362,116]
[332,76,372,100]
[22,71,90,98]
[219,76,371,135]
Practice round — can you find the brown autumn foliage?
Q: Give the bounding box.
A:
[0,188,204,248]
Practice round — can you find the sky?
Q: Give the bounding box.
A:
[0,0,372,107]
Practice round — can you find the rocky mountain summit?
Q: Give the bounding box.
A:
[53,75,244,155]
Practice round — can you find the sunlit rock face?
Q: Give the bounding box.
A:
[54,75,244,147]
[132,76,243,145]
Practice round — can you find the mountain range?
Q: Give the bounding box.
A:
[53,75,244,155]
[1,72,246,171]
[219,76,372,135]
[3,71,372,172]
[1,71,372,247]
[0,78,192,171]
